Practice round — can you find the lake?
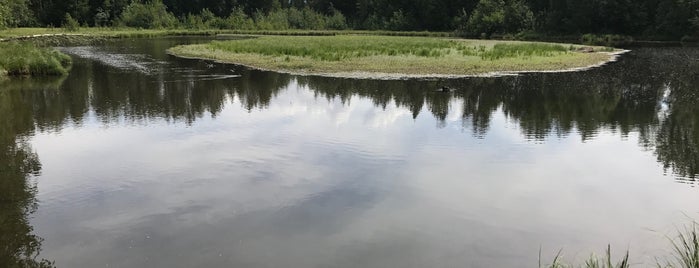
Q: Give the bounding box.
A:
[1,38,698,267]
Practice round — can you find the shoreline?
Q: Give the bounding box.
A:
[166,49,630,80]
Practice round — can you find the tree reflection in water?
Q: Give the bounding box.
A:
[0,44,698,267]
[0,79,60,268]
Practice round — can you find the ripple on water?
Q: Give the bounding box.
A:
[60,46,162,74]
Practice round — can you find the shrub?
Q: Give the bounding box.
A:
[94,8,110,27]
[326,8,348,30]
[0,42,72,76]
[581,34,633,46]
[462,0,533,37]
[63,13,80,32]
[253,9,290,30]
[120,0,177,29]
[387,10,412,31]
[224,8,255,30]
[480,43,568,60]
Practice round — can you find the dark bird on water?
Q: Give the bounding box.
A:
[436,86,454,92]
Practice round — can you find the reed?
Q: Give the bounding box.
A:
[0,42,71,76]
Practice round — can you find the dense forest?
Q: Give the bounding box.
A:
[0,0,698,40]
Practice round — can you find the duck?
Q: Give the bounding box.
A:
[436,86,454,92]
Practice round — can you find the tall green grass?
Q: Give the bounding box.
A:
[208,36,466,61]
[481,43,570,60]
[206,35,571,62]
[541,246,629,268]
[542,223,699,268]
[0,42,72,76]
[664,223,699,268]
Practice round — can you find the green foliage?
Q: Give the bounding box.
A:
[503,0,533,33]
[94,8,110,27]
[204,35,575,62]
[0,0,35,28]
[1,0,698,40]
[0,42,72,76]
[326,8,348,30]
[62,13,80,32]
[224,8,255,30]
[387,10,412,31]
[468,0,506,37]
[119,0,177,29]
[207,36,459,61]
[462,0,533,38]
[541,245,629,268]
[581,34,634,47]
[247,6,348,30]
[664,223,699,268]
[254,9,290,30]
[0,0,9,29]
[481,43,568,60]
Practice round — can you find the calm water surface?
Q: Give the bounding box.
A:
[2,38,699,267]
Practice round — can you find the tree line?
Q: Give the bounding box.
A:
[1,0,698,39]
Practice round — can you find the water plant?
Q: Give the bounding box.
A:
[0,42,72,76]
[663,223,699,268]
[541,246,629,268]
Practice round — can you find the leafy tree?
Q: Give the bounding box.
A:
[387,10,412,31]
[465,0,506,37]
[224,7,255,29]
[326,7,348,30]
[120,0,177,29]
[0,0,34,28]
[63,13,80,31]
[0,0,9,29]
[94,7,110,27]
[0,0,694,39]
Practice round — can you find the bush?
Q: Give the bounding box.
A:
[120,0,177,29]
[461,0,533,37]
[254,9,290,30]
[0,0,36,28]
[387,10,412,31]
[94,8,110,27]
[183,13,206,29]
[224,8,255,30]
[0,42,72,76]
[581,34,633,46]
[63,13,80,32]
[326,8,348,30]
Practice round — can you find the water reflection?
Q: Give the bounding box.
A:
[1,39,699,267]
[0,78,57,268]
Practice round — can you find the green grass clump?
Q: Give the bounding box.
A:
[541,246,629,268]
[664,223,699,268]
[205,36,572,62]
[481,43,569,60]
[0,42,72,76]
[207,35,467,61]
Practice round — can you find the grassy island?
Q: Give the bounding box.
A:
[168,35,622,78]
[0,42,72,76]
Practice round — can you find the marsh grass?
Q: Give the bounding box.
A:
[541,222,699,268]
[206,36,571,61]
[481,43,570,60]
[169,35,615,76]
[0,42,72,76]
[541,245,630,268]
[207,36,470,61]
[663,223,699,268]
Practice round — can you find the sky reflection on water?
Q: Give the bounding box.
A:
[1,38,699,267]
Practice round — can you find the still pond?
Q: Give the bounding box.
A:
[2,38,699,267]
